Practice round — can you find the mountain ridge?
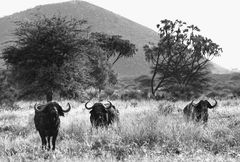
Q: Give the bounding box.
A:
[0,1,229,77]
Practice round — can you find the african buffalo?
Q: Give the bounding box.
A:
[85,101,119,128]
[34,102,71,150]
[183,99,217,124]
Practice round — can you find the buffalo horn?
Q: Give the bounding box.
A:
[208,99,217,109]
[62,103,71,112]
[34,103,47,112]
[105,101,112,109]
[85,101,93,110]
[190,99,195,106]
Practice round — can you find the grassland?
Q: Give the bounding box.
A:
[1,99,240,161]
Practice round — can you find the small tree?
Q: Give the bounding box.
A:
[144,19,222,97]
[90,32,137,65]
[2,15,90,101]
[86,44,117,97]
[0,70,18,108]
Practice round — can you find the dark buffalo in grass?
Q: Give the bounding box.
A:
[183,99,217,124]
[34,102,71,150]
[85,101,119,128]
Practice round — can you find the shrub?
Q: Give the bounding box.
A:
[120,90,143,101]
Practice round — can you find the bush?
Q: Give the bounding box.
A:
[167,85,202,100]
[120,90,143,101]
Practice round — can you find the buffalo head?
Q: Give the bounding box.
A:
[34,102,71,116]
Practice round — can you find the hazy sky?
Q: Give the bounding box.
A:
[0,0,239,70]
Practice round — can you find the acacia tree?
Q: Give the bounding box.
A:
[84,43,117,95]
[144,19,222,98]
[90,32,137,65]
[2,15,91,101]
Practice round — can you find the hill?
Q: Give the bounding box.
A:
[0,1,228,77]
[208,63,231,74]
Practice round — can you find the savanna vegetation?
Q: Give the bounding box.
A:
[1,14,240,162]
[1,99,240,161]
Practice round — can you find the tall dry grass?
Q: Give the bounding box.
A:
[1,99,240,161]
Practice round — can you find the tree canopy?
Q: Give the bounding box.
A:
[2,15,93,101]
[90,32,137,65]
[144,19,222,99]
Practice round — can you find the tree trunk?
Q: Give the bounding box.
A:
[151,51,162,97]
[112,53,122,66]
[46,90,53,102]
[98,89,102,101]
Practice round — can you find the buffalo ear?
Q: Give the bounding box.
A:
[58,109,64,116]
[54,103,64,116]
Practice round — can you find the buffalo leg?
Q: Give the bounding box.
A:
[39,131,46,149]
[52,131,58,150]
[47,136,51,150]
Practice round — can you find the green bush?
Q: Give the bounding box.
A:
[120,90,143,101]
